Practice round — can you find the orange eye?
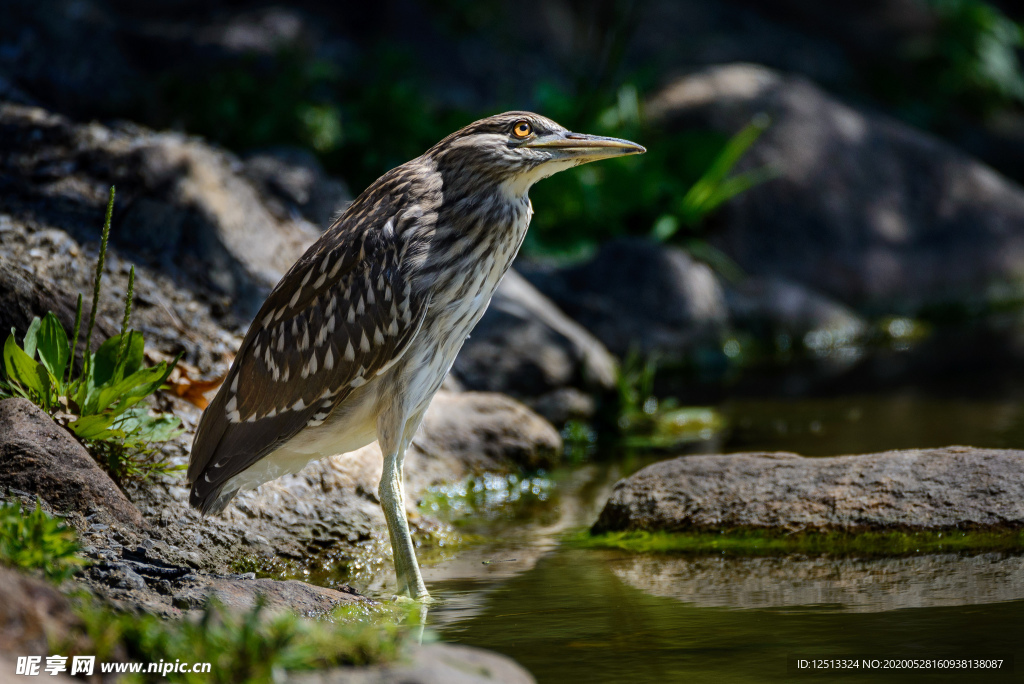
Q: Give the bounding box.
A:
[512,121,532,138]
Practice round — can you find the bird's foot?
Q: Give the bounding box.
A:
[393,590,438,605]
[391,581,436,602]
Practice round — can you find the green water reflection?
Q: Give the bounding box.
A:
[431,548,1021,683]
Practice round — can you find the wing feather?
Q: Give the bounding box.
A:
[188,214,428,511]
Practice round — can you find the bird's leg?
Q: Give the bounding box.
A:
[378,422,429,600]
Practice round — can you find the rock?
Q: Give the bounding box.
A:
[173,577,363,617]
[523,238,728,360]
[112,133,321,316]
[0,565,81,658]
[453,270,616,423]
[412,391,563,477]
[0,255,75,333]
[527,388,596,427]
[290,643,535,684]
[593,447,1024,533]
[725,276,867,349]
[0,257,112,364]
[647,63,1024,312]
[75,539,369,620]
[0,398,144,527]
[0,101,321,316]
[243,147,351,228]
[611,552,1024,612]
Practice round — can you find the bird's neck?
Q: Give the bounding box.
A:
[418,184,532,298]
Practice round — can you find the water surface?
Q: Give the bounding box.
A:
[411,390,1024,681]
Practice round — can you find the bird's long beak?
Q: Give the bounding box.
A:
[523,131,646,160]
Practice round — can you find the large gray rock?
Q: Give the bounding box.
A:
[523,238,729,360]
[648,63,1024,312]
[172,577,364,616]
[291,643,535,684]
[0,101,322,316]
[412,391,562,476]
[0,398,144,527]
[593,447,1024,533]
[0,257,114,368]
[453,270,617,423]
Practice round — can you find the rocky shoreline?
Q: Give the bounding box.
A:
[6,3,1024,678]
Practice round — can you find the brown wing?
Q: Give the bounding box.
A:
[188,217,428,513]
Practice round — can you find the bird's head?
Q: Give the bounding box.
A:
[428,111,645,197]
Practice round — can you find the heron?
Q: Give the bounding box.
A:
[187,111,645,599]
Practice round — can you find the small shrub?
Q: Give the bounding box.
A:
[0,187,182,484]
[0,500,86,583]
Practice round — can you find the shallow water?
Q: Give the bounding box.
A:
[412,390,1024,681]
[431,548,1021,683]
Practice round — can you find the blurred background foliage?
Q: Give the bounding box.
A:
[141,32,777,261]
[125,0,1024,258]
[888,0,1024,128]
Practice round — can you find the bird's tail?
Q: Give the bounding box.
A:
[190,482,240,516]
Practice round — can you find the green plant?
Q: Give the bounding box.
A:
[62,598,412,683]
[0,187,183,484]
[151,45,466,193]
[154,48,343,156]
[651,114,775,241]
[928,0,1024,112]
[0,500,86,582]
[561,419,599,464]
[525,83,775,257]
[873,0,1024,131]
[614,353,725,449]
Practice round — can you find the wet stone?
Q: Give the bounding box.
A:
[594,446,1024,534]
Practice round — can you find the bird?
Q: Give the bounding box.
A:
[187,111,645,599]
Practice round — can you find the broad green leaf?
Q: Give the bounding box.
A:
[22,317,41,360]
[87,364,169,415]
[3,335,50,405]
[132,414,183,443]
[68,413,118,440]
[114,408,184,443]
[36,313,70,386]
[84,332,142,405]
[91,336,123,388]
[115,331,144,380]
